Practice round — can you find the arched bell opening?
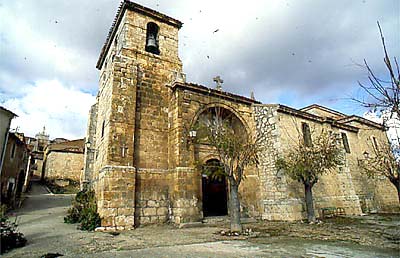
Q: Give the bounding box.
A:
[202,159,228,217]
[145,22,160,55]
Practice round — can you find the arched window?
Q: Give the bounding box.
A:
[145,22,160,55]
[301,122,312,147]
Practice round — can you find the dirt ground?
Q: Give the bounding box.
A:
[3,182,399,257]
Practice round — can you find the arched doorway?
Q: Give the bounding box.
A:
[202,159,228,217]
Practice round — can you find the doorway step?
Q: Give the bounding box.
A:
[202,216,229,225]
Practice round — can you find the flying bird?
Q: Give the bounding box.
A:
[213,29,219,33]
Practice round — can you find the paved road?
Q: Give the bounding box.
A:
[3,182,399,258]
[3,182,82,257]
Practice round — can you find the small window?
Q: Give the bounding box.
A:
[101,121,105,138]
[11,143,16,159]
[341,133,351,153]
[371,136,379,151]
[301,122,312,147]
[145,22,160,55]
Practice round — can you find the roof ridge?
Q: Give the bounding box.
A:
[300,104,347,117]
[337,115,385,129]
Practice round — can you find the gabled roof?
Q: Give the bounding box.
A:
[96,0,183,70]
[277,105,359,132]
[337,115,385,130]
[300,104,347,119]
[170,82,260,106]
[281,103,385,131]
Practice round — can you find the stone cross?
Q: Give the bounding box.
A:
[213,76,224,91]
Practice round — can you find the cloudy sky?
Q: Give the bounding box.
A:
[0,0,399,139]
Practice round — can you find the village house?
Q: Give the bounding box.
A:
[83,0,398,229]
[0,132,30,208]
[0,106,17,172]
[42,139,85,183]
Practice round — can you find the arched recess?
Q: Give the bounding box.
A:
[190,105,249,218]
[190,104,250,162]
[189,103,250,136]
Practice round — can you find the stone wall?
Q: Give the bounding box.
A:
[253,105,303,220]
[254,104,399,220]
[134,169,173,225]
[82,103,98,187]
[278,108,364,218]
[44,151,83,181]
[96,165,136,230]
[254,105,364,220]
[344,121,399,212]
[170,167,202,224]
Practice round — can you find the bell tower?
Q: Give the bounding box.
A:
[88,0,184,229]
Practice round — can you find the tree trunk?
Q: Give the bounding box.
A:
[304,182,316,223]
[389,177,400,205]
[229,180,242,232]
[396,179,400,205]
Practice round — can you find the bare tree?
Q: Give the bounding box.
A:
[355,21,400,118]
[360,140,400,204]
[355,22,400,204]
[196,107,263,232]
[276,129,343,223]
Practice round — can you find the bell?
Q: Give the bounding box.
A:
[146,34,158,53]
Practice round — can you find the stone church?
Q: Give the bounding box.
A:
[83,0,398,229]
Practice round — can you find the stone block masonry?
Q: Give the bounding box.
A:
[96,165,136,229]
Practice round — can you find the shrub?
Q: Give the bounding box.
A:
[64,189,101,231]
[0,205,27,254]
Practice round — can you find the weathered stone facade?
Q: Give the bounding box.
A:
[43,139,84,182]
[84,1,398,229]
[253,104,398,220]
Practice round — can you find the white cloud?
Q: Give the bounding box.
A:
[1,80,95,139]
[364,111,400,146]
[0,0,399,139]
